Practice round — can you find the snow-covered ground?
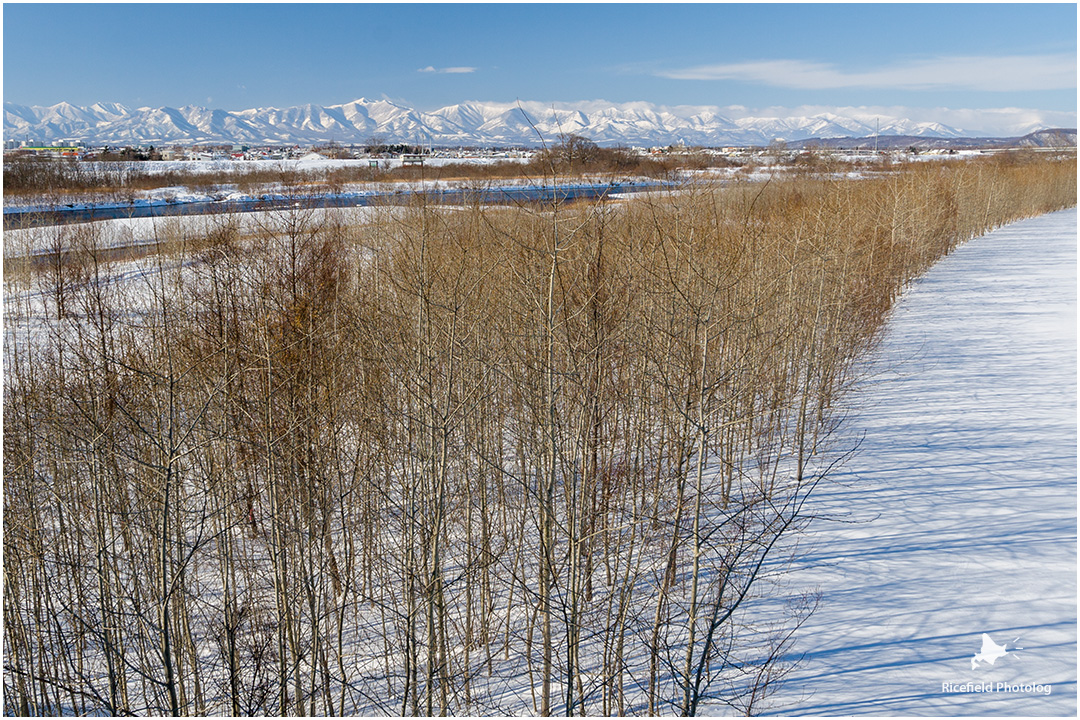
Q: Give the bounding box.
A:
[764,208,1077,716]
[2,205,388,257]
[70,154,531,176]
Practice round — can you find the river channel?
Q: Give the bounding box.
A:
[2,180,669,230]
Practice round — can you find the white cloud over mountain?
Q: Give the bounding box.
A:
[658,53,1077,92]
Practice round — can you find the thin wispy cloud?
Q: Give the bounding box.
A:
[418,66,477,74]
[658,54,1076,92]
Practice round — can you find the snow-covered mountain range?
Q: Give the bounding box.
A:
[1,97,1032,147]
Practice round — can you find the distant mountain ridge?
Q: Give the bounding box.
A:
[1,98,1064,148]
[786,128,1078,150]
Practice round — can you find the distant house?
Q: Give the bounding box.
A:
[21,145,83,157]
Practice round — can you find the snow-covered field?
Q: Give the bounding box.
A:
[2,205,388,257]
[764,208,1077,716]
[72,153,530,176]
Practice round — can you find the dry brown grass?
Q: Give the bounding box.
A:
[3,154,1074,716]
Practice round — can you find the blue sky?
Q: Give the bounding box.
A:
[4,3,1076,123]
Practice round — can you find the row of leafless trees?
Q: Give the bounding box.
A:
[3,152,380,200]
[4,155,1075,716]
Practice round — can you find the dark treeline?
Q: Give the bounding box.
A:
[4,155,1075,715]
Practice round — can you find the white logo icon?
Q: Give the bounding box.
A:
[971,633,1021,670]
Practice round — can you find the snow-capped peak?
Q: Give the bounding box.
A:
[1,98,1052,147]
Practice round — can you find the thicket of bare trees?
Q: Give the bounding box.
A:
[4,155,1075,716]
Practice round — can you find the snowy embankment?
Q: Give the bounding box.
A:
[764,208,1077,716]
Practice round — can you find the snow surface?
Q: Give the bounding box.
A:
[2,206,385,258]
[761,208,1077,716]
[64,155,529,176]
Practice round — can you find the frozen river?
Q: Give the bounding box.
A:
[766,208,1077,716]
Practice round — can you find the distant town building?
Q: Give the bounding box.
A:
[19,145,84,157]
